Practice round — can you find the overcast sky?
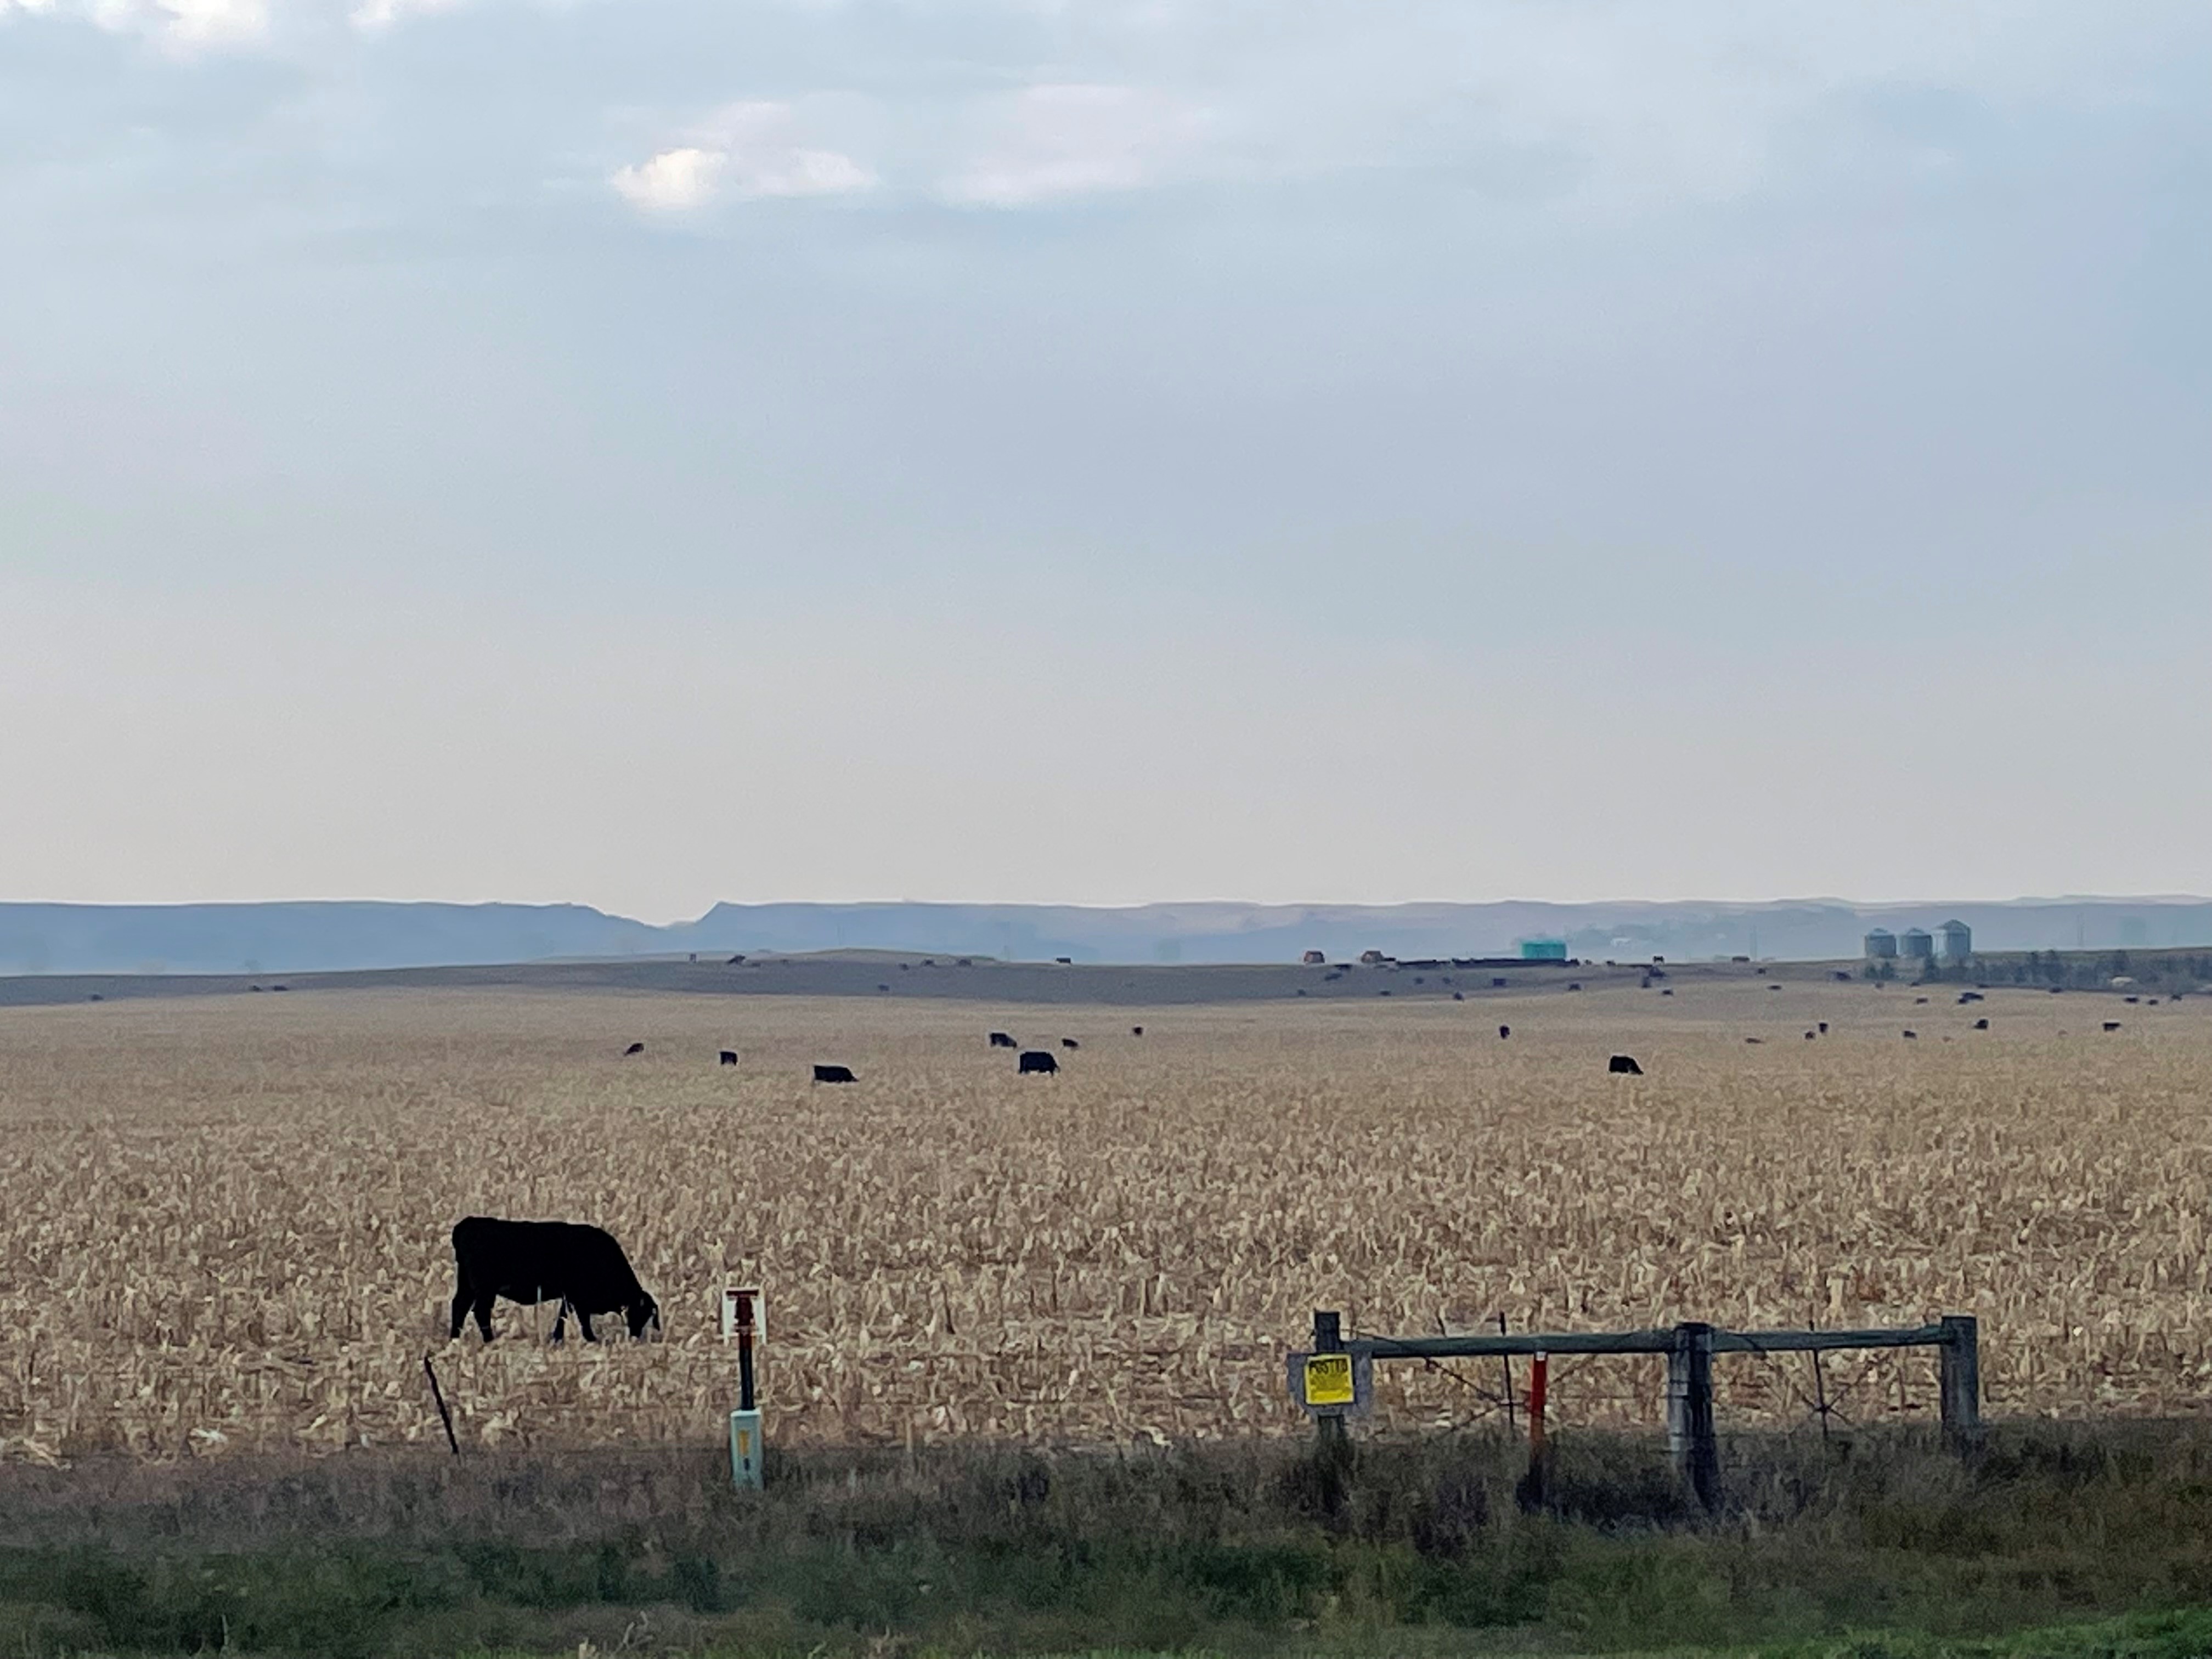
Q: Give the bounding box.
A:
[3,1,2207,922]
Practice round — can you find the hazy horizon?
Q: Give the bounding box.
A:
[6,1,2207,918]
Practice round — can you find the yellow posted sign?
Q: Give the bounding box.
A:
[1304,1351,1355,1407]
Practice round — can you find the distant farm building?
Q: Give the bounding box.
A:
[1864,928,1897,962]
[1899,927,1935,963]
[1518,939,1568,962]
[1358,950,1387,966]
[1938,919,1972,962]
[1302,950,1327,965]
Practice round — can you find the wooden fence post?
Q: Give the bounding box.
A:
[1311,1309,1351,1513]
[1938,1314,1981,1451]
[1313,1310,1348,1455]
[1667,1322,1719,1513]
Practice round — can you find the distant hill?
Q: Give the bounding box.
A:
[3,896,2210,977]
[0,902,661,976]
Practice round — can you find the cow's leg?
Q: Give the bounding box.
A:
[577,1309,599,1343]
[471,1293,497,1342]
[550,1299,568,1344]
[450,1274,472,1341]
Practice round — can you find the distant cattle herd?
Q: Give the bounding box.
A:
[501,971,2137,1346]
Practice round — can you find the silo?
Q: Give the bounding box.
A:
[1900,927,1934,962]
[1864,928,1897,962]
[1938,919,1972,963]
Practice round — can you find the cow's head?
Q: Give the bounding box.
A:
[627,1293,663,1341]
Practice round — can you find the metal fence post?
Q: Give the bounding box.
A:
[1668,1322,1719,1513]
[1938,1313,1982,1452]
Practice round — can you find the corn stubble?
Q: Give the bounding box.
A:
[0,984,2206,1462]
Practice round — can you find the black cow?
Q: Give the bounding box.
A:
[1804,1031,1816,1040]
[1131,1025,1144,1036]
[622,1042,644,1056]
[813,1064,857,1084]
[1019,1050,1059,1075]
[989,1032,1017,1048]
[2103,1021,2122,1033]
[1818,1021,1829,1033]
[1903,1030,1918,1040]
[449,1217,659,1344]
[1498,1025,1511,1040]
[1972,1018,1989,1030]
[719,1051,738,1066]
[1060,1037,1080,1050]
[1608,1054,1642,1075]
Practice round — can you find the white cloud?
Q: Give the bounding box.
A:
[940,83,1211,207]
[61,0,267,46]
[612,102,876,215]
[159,0,266,44]
[612,146,727,213]
[349,0,460,32]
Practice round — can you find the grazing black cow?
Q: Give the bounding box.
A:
[1972,1018,1989,1030]
[1609,1054,1643,1075]
[719,1051,738,1066]
[449,1217,659,1344]
[2103,1021,2122,1033]
[1498,1025,1511,1040]
[1903,1030,1918,1040]
[1832,970,1853,982]
[727,954,747,965]
[1018,1050,1059,1075]
[1061,1037,1080,1050]
[1745,1037,1764,1045]
[1804,1031,1816,1040]
[1452,992,1464,1001]
[989,1031,1017,1049]
[1567,982,1581,992]
[622,1042,644,1056]
[1661,988,1674,996]
[1131,1025,1144,1036]
[813,1064,857,1084]
[1818,1021,1829,1033]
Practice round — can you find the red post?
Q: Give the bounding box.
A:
[1516,1350,1552,1512]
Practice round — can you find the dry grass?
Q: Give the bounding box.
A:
[1,976,2208,1461]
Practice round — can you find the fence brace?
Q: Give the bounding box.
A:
[1311,1312,1981,1510]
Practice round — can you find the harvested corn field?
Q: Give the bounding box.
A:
[1,975,2208,1460]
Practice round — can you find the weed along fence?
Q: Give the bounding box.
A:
[1290,1310,1982,1510]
